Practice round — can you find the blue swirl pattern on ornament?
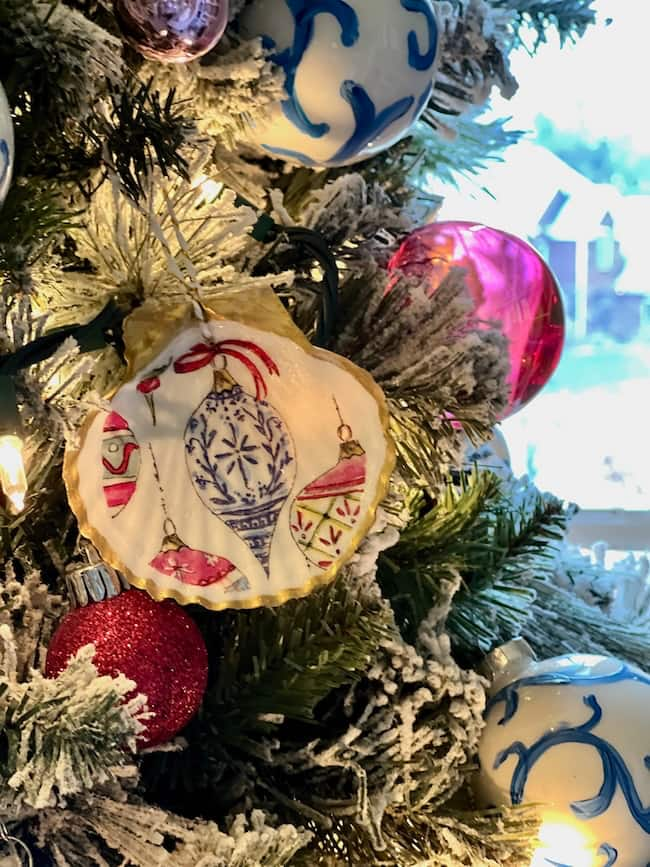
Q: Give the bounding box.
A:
[599,844,618,866]
[544,844,617,867]
[0,140,11,188]
[256,0,438,165]
[268,0,359,138]
[486,660,650,725]
[185,384,295,576]
[327,81,414,165]
[260,143,317,165]
[495,694,650,834]
[400,0,439,70]
[263,81,415,167]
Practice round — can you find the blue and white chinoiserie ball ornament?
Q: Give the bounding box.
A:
[239,0,441,167]
[463,428,512,481]
[476,639,650,867]
[0,82,14,207]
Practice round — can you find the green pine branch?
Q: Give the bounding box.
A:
[379,475,570,661]
[207,580,393,736]
[294,805,539,866]
[445,485,569,662]
[80,79,192,202]
[141,581,393,816]
[526,579,650,670]
[0,643,143,815]
[388,396,508,491]
[413,115,524,189]
[492,0,598,46]
[0,180,80,273]
[378,473,502,644]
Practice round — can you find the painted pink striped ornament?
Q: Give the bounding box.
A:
[149,520,243,588]
[102,412,140,517]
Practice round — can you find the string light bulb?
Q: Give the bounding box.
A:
[0,376,27,515]
[0,434,27,514]
[531,820,596,867]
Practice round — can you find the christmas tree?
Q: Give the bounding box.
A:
[1,1,648,865]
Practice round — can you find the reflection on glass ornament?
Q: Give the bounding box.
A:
[0,82,14,207]
[531,821,599,867]
[114,0,229,63]
[240,0,440,167]
[476,639,650,866]
[388,221,565,418]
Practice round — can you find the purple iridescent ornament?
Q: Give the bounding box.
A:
[388,221,565,418]
[114,0,229,63]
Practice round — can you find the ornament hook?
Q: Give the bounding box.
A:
[333,396,353,442]
[0,823,34,866]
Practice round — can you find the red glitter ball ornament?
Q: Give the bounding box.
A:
[46,588,207,748]
[388,221,565,418]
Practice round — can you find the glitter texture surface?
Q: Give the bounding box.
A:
[388,221,565,417]
[46,589,208,747]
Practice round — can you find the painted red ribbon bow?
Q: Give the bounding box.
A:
[173,340,279,400]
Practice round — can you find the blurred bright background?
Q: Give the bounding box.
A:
[435,0,650,516]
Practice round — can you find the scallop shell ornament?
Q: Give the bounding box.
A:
[64,293,394,610]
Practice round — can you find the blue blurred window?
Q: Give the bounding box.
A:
[437,0,650,522]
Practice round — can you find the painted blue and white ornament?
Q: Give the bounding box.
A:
[240,0,440,167]
[462,428,512,481]
[476,639,650,867]
[0,82,14,207]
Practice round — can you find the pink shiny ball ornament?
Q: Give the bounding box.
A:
[114,0,229,63]
[388,221,565,417]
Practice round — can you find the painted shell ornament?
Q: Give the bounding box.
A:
[64,297,394,610]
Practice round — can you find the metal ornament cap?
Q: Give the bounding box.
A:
[479,638,537,693]
[66,545,130,608]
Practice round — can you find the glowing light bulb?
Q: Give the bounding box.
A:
[531,821,595,867]
[0,435,27,514]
